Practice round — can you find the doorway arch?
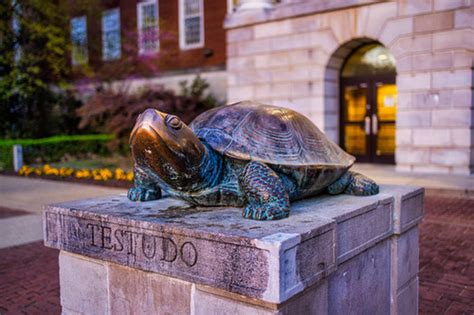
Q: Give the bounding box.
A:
[339,43,397,164]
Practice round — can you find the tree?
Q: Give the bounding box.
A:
[0,0,71,138]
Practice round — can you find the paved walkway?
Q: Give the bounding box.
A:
[353,163,474,197]
[0,175,125,249]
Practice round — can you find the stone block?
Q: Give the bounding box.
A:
[396,277,419,315]
[361,2,398,39]
[397,73,431,91]
[432,70,472,89]
[453,51,474,68]
[227,27,254,43]
[392,227,419,289]
[432,109,472,127]
[255,52,289,69]
[278,280,328,315]
[395,148,430,165]
[434,0,471,11]
[454,7,474,28]
[451,129,472,147]
[237,38,272,56]
[396,110,431,127]
[412,52,452,71]
[431,148,470,166]
[381,186,424,235]
[228,85,254,102]
[59,252,109,315]
[227,56,255,71]
[414,11,454,33]
[390,34,432,60]
[328,240,391,315]
[452,89,473,108]
[396,129,412,146]
[413,129,451,147]
[298,194,393,264]
[254,20,292,39]
[411,90,451,108]
[433,29,474,51]
[379,17,413,47]
[291,15,321,33]
[398,0,432,16]
[192,288,276,315]
[108,262,192,315]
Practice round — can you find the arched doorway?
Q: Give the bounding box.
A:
[340,43,397,164]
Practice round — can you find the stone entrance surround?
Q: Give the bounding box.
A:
[225,0,473,174]
[44,185,423,314]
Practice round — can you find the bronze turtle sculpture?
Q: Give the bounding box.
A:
[128,101,379,220]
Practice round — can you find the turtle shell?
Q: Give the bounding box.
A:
[190,101,355,168]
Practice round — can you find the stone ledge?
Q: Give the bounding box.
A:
[225,0,381,29]
[44,185,421,304]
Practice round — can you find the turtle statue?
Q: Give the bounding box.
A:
[128,101,379,220]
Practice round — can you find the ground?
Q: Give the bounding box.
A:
[0,189,472,313]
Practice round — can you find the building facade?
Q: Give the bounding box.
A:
[225,0,473,174]
[68,0,229,101]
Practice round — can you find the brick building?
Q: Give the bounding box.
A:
[226,0,473,174]
[68,0,232,102]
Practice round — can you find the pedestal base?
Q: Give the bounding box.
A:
[44,185,423,314]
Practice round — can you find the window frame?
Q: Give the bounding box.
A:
[178,0,205,50]
[102,8,121,61]
[70,15,88,66]
[137,0,159,55]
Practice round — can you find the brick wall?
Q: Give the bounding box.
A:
[225,0,473,174]
[68,0,227,78]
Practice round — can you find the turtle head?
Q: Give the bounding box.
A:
[130,108,206,189]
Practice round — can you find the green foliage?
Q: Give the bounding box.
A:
[0,0,72,138]
[0,134,113,170]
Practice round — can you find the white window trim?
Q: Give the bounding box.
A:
[178,0,205,50]
[227,0,236,14]
[70,15,88,65]
[102,8,121,61]
[137,0,159,55]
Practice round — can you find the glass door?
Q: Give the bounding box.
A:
[341,77,397,163]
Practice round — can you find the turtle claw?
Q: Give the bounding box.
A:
[127,187,161,201]
[242,204,289,221]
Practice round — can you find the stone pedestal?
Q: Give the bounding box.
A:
[43,185,423,314]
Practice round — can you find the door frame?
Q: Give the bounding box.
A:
[339,74,396,164]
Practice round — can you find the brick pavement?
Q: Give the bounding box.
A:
[0,195,472,314]
[419,195,474,315]
[0,242,60,315]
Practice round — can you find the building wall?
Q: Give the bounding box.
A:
[68,0,227,79]
[225,0,473,174]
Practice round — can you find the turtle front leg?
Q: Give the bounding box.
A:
[239,161,290,220]
[128,165,162,201]
[327,171,379,196]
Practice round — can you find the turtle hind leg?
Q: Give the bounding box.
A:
[328,171,379,196]
[239,161,290,220]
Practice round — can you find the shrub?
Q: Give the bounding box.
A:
[77,75,220,151]
[0,134,113,170]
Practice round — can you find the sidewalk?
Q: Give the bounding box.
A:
[353,163,474,197]
[0,175,125,249]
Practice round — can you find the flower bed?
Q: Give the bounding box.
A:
[18,165,133,187]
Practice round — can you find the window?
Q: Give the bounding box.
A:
[70,16,88,65]
[179,0,204,49]
[137,1,159,55]
[102,8,121,61]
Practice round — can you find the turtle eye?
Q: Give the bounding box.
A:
[166,115,182,130]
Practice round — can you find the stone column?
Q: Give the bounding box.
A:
[237,0,273,11]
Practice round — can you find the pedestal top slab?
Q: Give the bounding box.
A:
[43,186,419,304]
